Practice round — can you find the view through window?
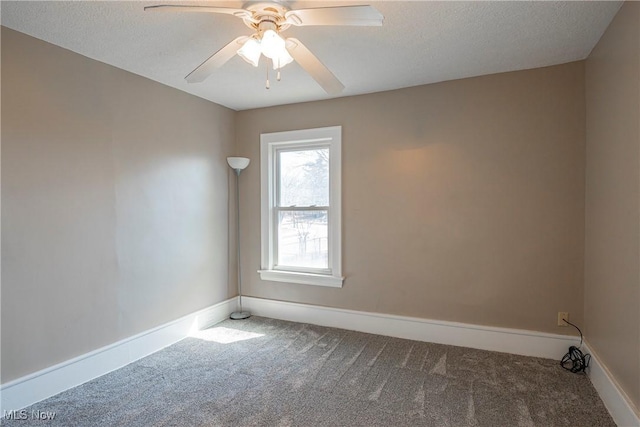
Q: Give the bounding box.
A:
[277,147,330,270]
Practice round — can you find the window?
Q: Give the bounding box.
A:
[259,126,343,287]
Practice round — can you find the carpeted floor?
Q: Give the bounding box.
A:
[2,316,615,426]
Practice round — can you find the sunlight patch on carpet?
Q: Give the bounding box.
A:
[190,327,265,344]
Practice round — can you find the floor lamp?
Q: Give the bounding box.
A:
[227,157,251,320]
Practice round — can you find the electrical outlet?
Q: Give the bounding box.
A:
[558,312,569,326]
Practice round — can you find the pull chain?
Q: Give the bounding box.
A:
[276,58,281,81]
[265,59,270,89]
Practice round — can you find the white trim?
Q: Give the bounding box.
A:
[241,297,579,360]
[0,297,237,413]
[260,133,272,272]
[328,127,342,278]
[260,126,342,287]
[584,342,640,427]
[258,269,344,287]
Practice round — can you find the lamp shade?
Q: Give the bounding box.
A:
[260,30,286,60]
[272,48,294,70]
[227,157,250,170]
[237,38,261,67]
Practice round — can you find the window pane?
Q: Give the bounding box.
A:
[277,210,328,269]
[278,148,329,207]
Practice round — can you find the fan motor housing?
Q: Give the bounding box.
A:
[243,1,291,31]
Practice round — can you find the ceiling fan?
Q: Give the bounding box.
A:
[144,2,383,94]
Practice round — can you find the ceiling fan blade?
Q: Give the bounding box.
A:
[284,5,383,26]
[286,38,344,95]
[144,5,252,20]
[185,36,249,83]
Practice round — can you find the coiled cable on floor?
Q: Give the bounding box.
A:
[560,319,590,374]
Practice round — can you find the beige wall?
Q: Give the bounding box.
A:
[236,62,586,335]
[1,27,236,382]
[585,1,640,410]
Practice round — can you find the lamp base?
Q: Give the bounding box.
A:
[230,311,251,320]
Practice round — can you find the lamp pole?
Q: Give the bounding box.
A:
[227,157,251,320]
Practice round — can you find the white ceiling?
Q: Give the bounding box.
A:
[1,1,622,111]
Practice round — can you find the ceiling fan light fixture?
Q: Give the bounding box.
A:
[147,2,383,94]
[260,29,286,60]
[237,38,261,67]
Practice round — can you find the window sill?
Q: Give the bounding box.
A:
[258,269,344,288]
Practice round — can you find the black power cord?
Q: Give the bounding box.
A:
[560,319,591,374]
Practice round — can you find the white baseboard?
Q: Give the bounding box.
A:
[584,343,640,427]
[5,296,637,427]
[0,297,237,414]
[242,297,578,360]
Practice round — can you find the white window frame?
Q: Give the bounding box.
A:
[258,126,343,287]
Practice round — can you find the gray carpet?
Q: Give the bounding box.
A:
[2,316,615,426]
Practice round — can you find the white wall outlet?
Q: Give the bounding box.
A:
[558,312,569,326]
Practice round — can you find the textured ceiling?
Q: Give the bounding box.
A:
[1,1,622,111]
